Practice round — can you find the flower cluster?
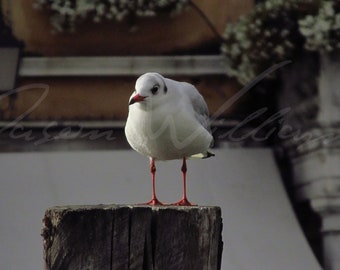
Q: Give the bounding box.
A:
[221,0,339,84]
[34,0,189,32]
[299,1,340,51]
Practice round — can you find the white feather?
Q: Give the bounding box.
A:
[125,73,214,160]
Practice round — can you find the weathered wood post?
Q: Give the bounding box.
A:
[42,204,223,270]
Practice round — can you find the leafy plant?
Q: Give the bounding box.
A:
[221,0,340,84]
[34,0,189,32]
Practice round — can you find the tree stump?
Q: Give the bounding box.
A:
[42,205,223,270]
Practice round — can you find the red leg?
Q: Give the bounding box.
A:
[172,157,196,206]
[143,158,164,206]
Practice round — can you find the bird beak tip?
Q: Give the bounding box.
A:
[129,94,145,105]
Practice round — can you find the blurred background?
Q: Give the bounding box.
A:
[0,0,339,269]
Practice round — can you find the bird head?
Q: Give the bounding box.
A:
[129,73,168,107]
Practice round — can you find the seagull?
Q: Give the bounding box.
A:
[125,72,214,206]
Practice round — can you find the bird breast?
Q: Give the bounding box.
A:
[125,104,212,160]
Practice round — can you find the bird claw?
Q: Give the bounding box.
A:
[138,197,197,206]
[171,198,197,206]
[139,197,167,206]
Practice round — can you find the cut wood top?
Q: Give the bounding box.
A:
[42,204,223,270]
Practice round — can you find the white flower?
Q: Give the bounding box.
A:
[335,14,340,28]
[241,40,251,50]
[96,4,106,16]
[274,45,285,56]
[264,30,271,37]
[315,19,331,32]
[323,2,335,17]
[235,31,245,41]
[230,44,241,57]
[265,1,272,10]
[35,0,190,32]
[281,29,289,37]
[299,15,314,26]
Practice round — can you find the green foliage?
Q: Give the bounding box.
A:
[221,0,340,84]
[34,0,189,32]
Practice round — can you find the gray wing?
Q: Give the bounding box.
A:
[167,78,214,154]
[181,82,211,132]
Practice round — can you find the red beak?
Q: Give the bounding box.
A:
[129,94,146,105]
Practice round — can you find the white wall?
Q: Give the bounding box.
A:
[0,147,321,270]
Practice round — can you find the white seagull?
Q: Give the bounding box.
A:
[125,72,214,206]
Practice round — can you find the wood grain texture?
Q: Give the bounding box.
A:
[42,205,223,270]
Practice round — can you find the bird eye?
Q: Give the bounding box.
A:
[151,85,159,95]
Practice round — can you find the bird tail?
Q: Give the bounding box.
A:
[189,150,215,159]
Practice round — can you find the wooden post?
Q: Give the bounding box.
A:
[42,205,223,270]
